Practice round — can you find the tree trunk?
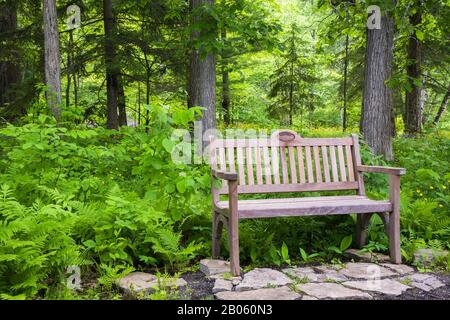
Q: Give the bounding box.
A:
[361,13,395,160]
[189,0,216,146]
[404,6,422,134]
[66,31,73,108]
[103,0,119,130]
[43,0,62,122]
[221,28,231,126]
[419,71,427,125]
[118,77,127,126]
[289,60,294,126]
[145,77,150,130]
[342,34,349,132]
[138,81,141,126]
[0,1,22,120]
[433,85,450,125]
[73,70,79,107]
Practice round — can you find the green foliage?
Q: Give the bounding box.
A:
[0,184,82,298]
[0,107,210,298]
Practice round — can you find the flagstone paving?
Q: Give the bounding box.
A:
[116,259,448,300]
[195,259,447,300]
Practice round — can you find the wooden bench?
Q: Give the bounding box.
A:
[209,130,406,276]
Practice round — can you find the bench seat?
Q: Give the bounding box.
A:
[215,195,392,219]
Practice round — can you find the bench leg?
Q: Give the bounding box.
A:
[212,211,223,258]
[228,180,240,276]
[377,212,390,235]
[389,175,402,264]
[356,213,373,248]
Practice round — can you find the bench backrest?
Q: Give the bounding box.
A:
[210,130,365,195]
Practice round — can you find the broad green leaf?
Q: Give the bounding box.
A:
[340,235,353,252]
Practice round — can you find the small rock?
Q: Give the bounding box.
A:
[231,279,241,286]
[339,263,396,279]
[343,279,410,296]
[345,249,390,263]
[400,273,445,292]
[236,268,292,291]
[216,286,301,300]
[297,283,372,300]
[117,272,187,295]
[380,263,415,275]
[200,259,230,276]
[414,248,448,267]
[212,279,233,293]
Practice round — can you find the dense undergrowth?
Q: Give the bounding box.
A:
[0,109,448,299]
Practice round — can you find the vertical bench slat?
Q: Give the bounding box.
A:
[288,147,297,184]
[329,146,339,182]
[254,147,263,185]
[227,147,236,173]
[263,146,272,184]
[321,145,331,183]
[313,146,323,183]
[219,147,226,171]
[246,146,254,185]
[280,147,289,184]
[305,146,314,183]
[271,146,281,184]
[236,147,246,185]
[337,145,347,182]
[351,134,365,195]
[211,144,218,170]
[297,146,306,183]
[346,145,355,181]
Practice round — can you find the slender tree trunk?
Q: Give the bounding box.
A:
[391,105,397,137]
[221,28,231,126]
[145,76,150,130]
[73,70,79,107]
[361,13,395,160]
[405,6,422,134]
[189,0,217,146]
[138,81,141,126]
[419,71,427,125]
[433,84,450,125]
[342,34,349,132]
[66,63,71,107]
[66,31,73,108]
[0,1,22,120]
[289,61,294,126]
[221,64,231,126]
[43,0,62,121]
[118,77,127,126]
[103,0,119,130]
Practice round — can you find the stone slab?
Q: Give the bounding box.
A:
[212,279,233,293]
[380,263,415,275]
[117,272,187,295]
[400,273,445,292]
[216,286,301,300]
[200,259,230,276]
[339,263,397,279]
[343,279,410,296]
[297,282,372,300]
[345,249,390,263]
[236,268,293,291]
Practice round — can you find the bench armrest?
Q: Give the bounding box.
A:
[357,165,406,176]
[211,169,238,181]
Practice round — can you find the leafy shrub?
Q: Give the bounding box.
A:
[0,107,211,298]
